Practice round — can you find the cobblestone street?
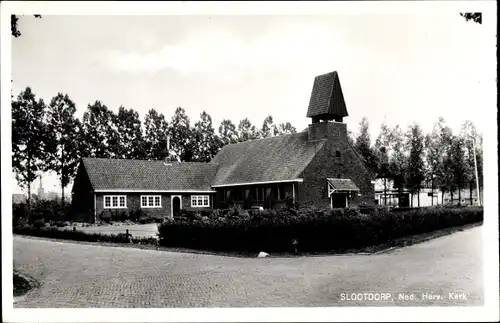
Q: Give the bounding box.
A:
[13,226,483,307]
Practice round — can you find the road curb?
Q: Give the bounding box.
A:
[370,222,482,255]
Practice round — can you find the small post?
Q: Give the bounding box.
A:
[292,239,298,255]
[126,229,133,243]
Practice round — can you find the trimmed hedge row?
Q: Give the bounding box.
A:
[97,208,165,224]
[13,225,160,245]
[13,205,483,254]
[12,201,163,225]
[157,206,483,252]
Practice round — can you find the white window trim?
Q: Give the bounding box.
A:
[191,195,210,207]
[103,195,127,209]
[141,195,162,208]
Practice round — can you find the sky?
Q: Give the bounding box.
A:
[9,13,495,195]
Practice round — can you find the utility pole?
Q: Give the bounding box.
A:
[472,139,481,206]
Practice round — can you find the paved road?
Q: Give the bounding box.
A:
[13,226,483,307]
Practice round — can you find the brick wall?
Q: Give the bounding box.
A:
[96,193,169,221]
[180,194,213,214]
[299,121,375,209]
[71,164,96,223]
[94,192,214,221]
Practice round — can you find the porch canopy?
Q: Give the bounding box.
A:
[327,178,359,196]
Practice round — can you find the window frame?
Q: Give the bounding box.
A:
[141,195,162,208]
[191,195,210,208]
[103,195,127,209]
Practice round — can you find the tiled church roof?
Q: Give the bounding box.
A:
[82,158,218,191]
[211,132,326,186]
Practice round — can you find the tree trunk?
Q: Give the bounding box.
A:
[61,181,65,205]
[27,180,31,209]
[458,182,462,206]
[469,182,473,206]
[431,176,434,206]
[61,152,65,205]
[27,151,32,210]
[383,178,387,206]
[451,190,454,205]
[441,189,444,205]
[417,188,420,207]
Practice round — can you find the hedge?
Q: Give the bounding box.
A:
[13,225,143,244]
[157,206,483,252]
[12,200,164,225]
[13,200,74,225]
[13,205,483,254]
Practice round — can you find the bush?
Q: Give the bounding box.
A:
[98,211,111,223]
[12,200,73,224]
[157,206,483,253]
[13,203,30,226]
[13,225,137,244]
[131,236,159,245]
[109,210,129,222]
[138,216,156,224]
[55,221,66,228]
[129,208,144,222]
[32,219,45,229]
[30,200,71,223]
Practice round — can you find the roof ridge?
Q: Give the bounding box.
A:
[83,157,219,166]
[222,131,307,148]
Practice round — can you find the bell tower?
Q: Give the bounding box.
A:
[307,71,349,141]
[307,71,348,123]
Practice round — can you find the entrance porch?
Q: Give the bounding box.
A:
[327,178,360,208]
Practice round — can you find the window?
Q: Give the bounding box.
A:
[191,195,210,207]
[335,151,341,158]
[335,150,342,164]
[141,195,162,208]
[104,195,127,209]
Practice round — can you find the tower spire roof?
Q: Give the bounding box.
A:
[306,71,348,122]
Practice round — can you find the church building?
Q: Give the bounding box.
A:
[71,71,376,222]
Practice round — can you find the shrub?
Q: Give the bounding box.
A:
[29,200,71,223]
[98,211,111,223]
[131,236,159,245]
[157,206,483,253]
[109,209,129,222]
[13,225,137,244]
[129,208,144,222]
[55,221,66,228]
[32,219,45,229]
[138,213,161,224]
[13,203,29,226]
[12,200,73,224]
